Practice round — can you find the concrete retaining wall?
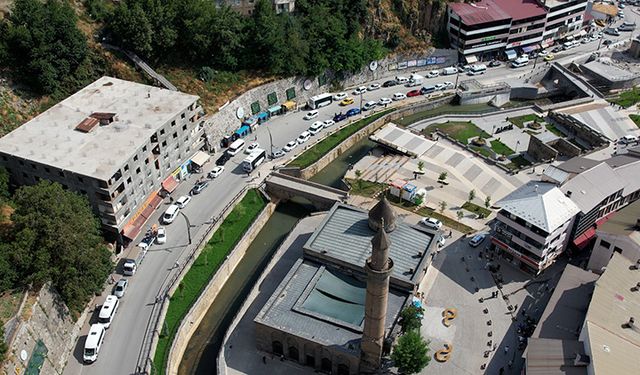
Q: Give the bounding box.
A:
[166,201,277,375]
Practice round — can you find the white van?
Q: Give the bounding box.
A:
[363,101,377,111]
[467,64,487,75]
[163,204,180,224]
[619,134,639,144]
[511,56,529,68]
[83,324,106,363]
[395,76,409,84]
[308,121,324,135]
[98,295,119,329]
[297,131,311,144]
[442,67,458,75]
[226,139,245,156]
[406,73,424,87]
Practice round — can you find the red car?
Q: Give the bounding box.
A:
[407,89,422,97]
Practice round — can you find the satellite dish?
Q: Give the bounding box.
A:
[236,107,245,119]
[369,61,379,71]
[20,350,28,361]
[303,79,313,91]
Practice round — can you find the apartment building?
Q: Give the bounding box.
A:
[494,0,547,53]
[215,0,294,15]
[539,0,589,47]
[491,182,580,274]
[0,77,206,242]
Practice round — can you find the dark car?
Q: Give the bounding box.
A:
[190,181,209,195]
[603,39,613,46]
[489,60,502,67]
[420,86,436,95]
[333,112,348,122]
[407,89,422,97]
[346,108,361,117]
[382,80,398,87]
[216,153,230,166]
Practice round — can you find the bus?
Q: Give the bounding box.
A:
[467,64,487,75]
[307,93,333,109]
[242,148,266,172]
[227,139,245,156]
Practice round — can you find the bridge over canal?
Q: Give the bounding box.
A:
[264,172,349,210]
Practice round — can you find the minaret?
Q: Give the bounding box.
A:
[360,196,395,373]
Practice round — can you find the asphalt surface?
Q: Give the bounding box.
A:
[63,10,640,375]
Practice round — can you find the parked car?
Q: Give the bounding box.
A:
[420,85,436,95]
[442,81,454,89]
[123,259,137,276]
[245,142,259,154]
[303,110,319,120]
[544,54,555,61]
[395,76,409,84]
[393,92,407,101]
[333,112,348,122]
[619,134,639,144]
[469,234,486,247]
[346,107,361,117]
[489,60,502,67]
[272,148,285,158]
[603,39,613,46]
[113,279,128,298]
[175,195,191,209]
[162,204,180,224]
[434,83,446,91]
[332,92,347,101]
[552,45,563,53]
[426,70,440,78]
[352,86,367,95]
[340,97,355,106]
[538,49,549,57]
[378,97,392,106]
[407,89,422,97]
[383,80,398,87]
[308,121,324,135]
[215,152,230,166]
[156,227,166,244]
[137,235,154,252]
[362,101,377,111]
[297,131,311,144]
[190,181,209,195]
[420,217,443,230]
[437,235,446,247]
[208,166,224,178]
[283,140,298,152]
[323,119,335,128]
[368,83,381,91]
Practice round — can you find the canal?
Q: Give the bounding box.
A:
[180,138,377,374]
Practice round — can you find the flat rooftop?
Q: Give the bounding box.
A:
[0,76,199,180]
[449,0,511,26]
[304,203,435,288]
[493,0,546,21]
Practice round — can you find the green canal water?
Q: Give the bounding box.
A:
[181,138,377,374]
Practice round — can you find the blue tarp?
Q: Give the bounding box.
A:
[403,183,417,193]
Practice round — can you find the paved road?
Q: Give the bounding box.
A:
[63,12,640,374]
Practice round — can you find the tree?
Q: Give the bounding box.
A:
[391,330,431,374]
[468,189,476,202]
[439,201,447,214]
[485,196,492,209]
[2,0,88,94]
[0,319,7,363]
[7,181,112,314]
[417,161,425,172]
[108,1,154,57]
[438,171,448,182]
[0,167,9,200]
[457,210,464,221]
[355,169,363,189]
[399,304,424,333]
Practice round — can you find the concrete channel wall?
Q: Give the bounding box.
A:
[166,200,278,375]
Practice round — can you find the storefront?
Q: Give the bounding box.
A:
[121,191,164,242]
[491,237,541,274]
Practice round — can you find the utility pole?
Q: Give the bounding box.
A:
[454,70,460,89]
[266,126,274,159]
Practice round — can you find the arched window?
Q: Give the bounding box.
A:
[337,363,350,375]
[288,346,299,361]
[321,358,332,373]
[272,341,283,356]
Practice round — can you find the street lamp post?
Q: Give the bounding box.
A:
[179,211,193,245]
[359,91,364,111]
[266,126,274,159]
[454,71,460,89]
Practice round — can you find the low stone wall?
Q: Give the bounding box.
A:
[535,96,594,112]
[166,201,278,375]
[2,285,89,375]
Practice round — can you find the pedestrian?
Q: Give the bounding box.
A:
[499,367,504,375]
[504,345,509,354]
[169,196,174,203]
[514,303,518,311]
[262,356,267,364]
[449,229,453,238]
[258,172,261,178]
[493,343,497,351]
[508,360,513,368]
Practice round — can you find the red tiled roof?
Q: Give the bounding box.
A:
[493,0,547,21]
[449,0,511,26]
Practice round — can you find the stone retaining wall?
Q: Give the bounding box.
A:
[166,201,277,375]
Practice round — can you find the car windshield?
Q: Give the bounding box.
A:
[84,348,95,356]
[116,285,124,292]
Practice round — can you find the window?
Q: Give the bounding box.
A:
[171,120,176,126]
[45,167,50,173]
[1,155,6,161]
[160,129,165,135]
[127,177,132,184]
[22,172,27,178]
[145,158,149,165]
[181,113,186,119]
[31,163,36,169]
[173,132,177,139]
[182,124,187,131]
[162,141,167,147]
[136,167,141,174]
[124,164,129,172]
[600,240,611,249]
[614,246,623,254]
[78,176,83,182]
[134,155,138,162]
[142,145,147,152]
[58,171,64,177]
[19,160,24,166]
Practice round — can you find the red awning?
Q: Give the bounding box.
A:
[121,193,163,241]
[162,176,179,193]
[596,212,615,227]
[573,227,597,249]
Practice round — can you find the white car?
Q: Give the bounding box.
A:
[208,166,224,178]
[427,70,440,78]
[156,227,166,244]
[297,131,311,144]
[437,235,446,247]
[378,97,392,106]
[309,121,324,135]
[434,83,446,91]
[303,110,319,120]
[175,195,191,209]
[245,142,259,154]
[283,140,298,152]
[362,101,377,111]
[469,234,487,247]
[123,259,137,276]
[442,81,454,89]
[393,93,407,101]
[368,83,381,91]
[538,49,549,57]
[332,92,347,101]
[420,217,443,230]
[113,279,128,298]
[323,119,335,128]
[352,86,367,95]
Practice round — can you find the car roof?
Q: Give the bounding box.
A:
[86,324,104,347]
[124,259,136,265]
[116,279,127,286]
[165,204,179,214]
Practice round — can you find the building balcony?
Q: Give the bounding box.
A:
[496,213,548,244]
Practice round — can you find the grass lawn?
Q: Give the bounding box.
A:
[544,123,565,137]
[287,109,394,169]
[0,290,24,322]
[611,87,640,108]
[395,102,496,127]
[507,114,541,128]
[490,140,515,156]
[469,145,493,159]
[153,189,267,374]
[630,114,640,128]
[424,121,490,144]
[506,155,532,170]
[345,178,386,198]
[462,202,492,218]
